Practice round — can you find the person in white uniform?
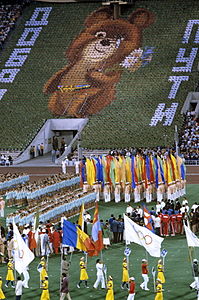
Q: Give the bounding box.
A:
[104,182,111,203]
[22,266,30,288]
[93,259,105,289]
[15,276,25,300]
[114,182,121,203]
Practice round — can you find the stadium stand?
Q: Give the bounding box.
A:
[0,1,31,49]
[179,111,199,161]
[0,0,198,155]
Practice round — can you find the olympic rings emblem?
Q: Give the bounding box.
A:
[137,231,153,245]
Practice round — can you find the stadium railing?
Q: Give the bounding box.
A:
[185,160,199,166]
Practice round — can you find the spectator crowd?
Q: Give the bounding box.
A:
[0,1,31,49]
[179,111,199,160]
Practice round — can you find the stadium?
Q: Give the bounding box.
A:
[0,0,198,299]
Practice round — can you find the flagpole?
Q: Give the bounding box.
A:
[124,232,130,272]
[100,249,107,285]
[145,250,149,264]
[60,250,63,293]
[183,221,195,282]
[46,253,49,272]
[100,249,103,262]
[152,266,156,292]
[14,258,17,285]
[85,252,88,265]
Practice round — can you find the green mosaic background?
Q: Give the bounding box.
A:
[0,0,198,150]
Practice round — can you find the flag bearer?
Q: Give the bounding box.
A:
[77,257,89,288]
[140,259,149,291]
[5,258,15,288]
[40,276,50,300]
[105,275,114,300]
[121,258,129,289]
[154,278,163,300]
[157,259,165,284]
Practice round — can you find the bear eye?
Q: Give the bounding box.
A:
[95,31,106,38]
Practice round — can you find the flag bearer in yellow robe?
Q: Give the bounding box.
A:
[77,257,89,288]
[121,258,129,289]
[5,259,15,288]
[38,257,48,287]
[106,276,114,300]
[154,279,163,300]
[0,277,5,299]
[40,276,50,300]
[157,259,165,284]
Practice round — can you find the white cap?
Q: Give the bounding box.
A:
[129,277,135,281]
[193,259,198,263]
[142,259,147,262]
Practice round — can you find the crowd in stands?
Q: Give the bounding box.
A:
[107,146,175,158]
[0,155,13,166]
[6,187,94,226]
[0,1,31,49]
[4,172,95,229]
[179,111,199,160]
[3,173,74,204]
[0,172,24,184]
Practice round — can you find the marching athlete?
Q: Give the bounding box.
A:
[5,258,15,288]
[40,276,50,300]
[140,259,149,291]
[127,277,135,300]
[93,259,106,289]
[157,259,165,284]
[154,278,163,300]
[37,257,48,286]
[77,257,89,288]
[105,276,114,300]
[121,258,129,289]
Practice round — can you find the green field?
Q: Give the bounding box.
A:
[0,0,199,150]
[1,183,199,299]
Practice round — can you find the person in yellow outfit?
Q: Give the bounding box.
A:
[157,259,165,284]
[154,279,163,300]
[77,257,89,288]
[40,276,50,300]
[121,258,129,289]
[5,259,15,288]
[0,277,5,299]
[38,257,48,286]
[105,276,114,300]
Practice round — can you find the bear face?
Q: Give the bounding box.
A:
[82,31,121,63]
[44,7,155,117]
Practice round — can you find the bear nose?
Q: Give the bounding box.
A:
[100,39,111,47]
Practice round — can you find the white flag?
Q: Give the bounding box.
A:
[13,222,35,274]
[184,224,199,247]
[124,214,164,257]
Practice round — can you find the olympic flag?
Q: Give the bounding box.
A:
[184,224,199,247]
[13,221,35,274]
[124,214,164,257]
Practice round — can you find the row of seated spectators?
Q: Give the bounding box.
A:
[0,172,25,183]
[179,111,199,160]
[6,187,92,226]
[3,173,77,206]
[0,0,31,49]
